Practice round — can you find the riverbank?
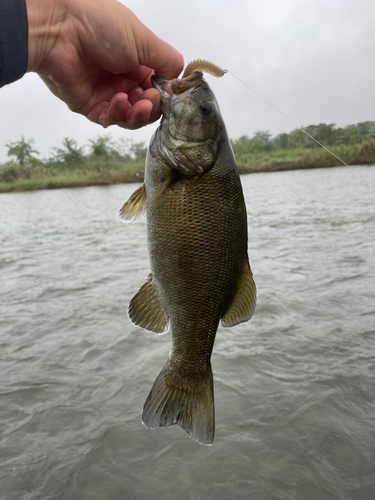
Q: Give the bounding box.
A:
[0,170,143,193]
[0,159,144,193]
[1,140,374,193]
[235,139,375,173]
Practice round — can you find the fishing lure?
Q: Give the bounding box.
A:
[182,59,226,79]
[181,58,348,167]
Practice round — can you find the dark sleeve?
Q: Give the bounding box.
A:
[0,0,28,88]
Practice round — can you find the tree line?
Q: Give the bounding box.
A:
[2,120,375,168]
[230,121,375,156]
[2,135,148,167]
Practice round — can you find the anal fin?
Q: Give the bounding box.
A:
[128,274,169,334]
[221,259,256,327]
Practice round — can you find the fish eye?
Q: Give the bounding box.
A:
[199,100,213,117]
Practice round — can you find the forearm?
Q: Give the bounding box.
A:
[0,0,65,87]
[0,0,28,86]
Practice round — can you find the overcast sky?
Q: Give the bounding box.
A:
[1,0,374,161]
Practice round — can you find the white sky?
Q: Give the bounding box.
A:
[1,0,374,161]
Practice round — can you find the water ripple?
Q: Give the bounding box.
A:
[0,169,375,499]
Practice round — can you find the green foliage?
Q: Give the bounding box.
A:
[50,137,85,165]
[273,133,288,149]
[230,135,251,155]
[358,138,375,162]
[231,131,273,155]
[231,121,375,158]
[88,134,115,158]
[109,138,147,161]
[1,122,375,192]
[303,123,336,147]
[0,164,20,183]
[128,141,147,161]
[6,136,39,166]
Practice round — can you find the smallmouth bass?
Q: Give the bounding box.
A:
[118,71,256,445]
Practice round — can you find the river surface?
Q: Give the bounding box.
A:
[0,165,374,500]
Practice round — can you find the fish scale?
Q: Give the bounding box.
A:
[118,70,256,445]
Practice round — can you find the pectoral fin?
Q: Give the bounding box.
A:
[128,274,169,334]
[221,259,256,327]
[117,184,146,222]
[147,174,174,206]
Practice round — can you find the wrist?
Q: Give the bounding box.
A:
[26,0,67,72]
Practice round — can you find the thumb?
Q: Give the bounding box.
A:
[136,26,184,79]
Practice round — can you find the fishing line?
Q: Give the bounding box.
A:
[225,70,349,168]
[181,59,371,187]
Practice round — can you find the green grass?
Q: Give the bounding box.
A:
[1,140,375,193]
[236,141,375,174]
[0,158,145,193]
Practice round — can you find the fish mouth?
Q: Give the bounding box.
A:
[151,71,203,97]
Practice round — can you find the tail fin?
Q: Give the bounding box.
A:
[141,364,215,446]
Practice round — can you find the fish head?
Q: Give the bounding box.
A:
[151,72,225,175]
[152,71,219,142]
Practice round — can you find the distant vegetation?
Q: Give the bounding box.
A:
[230,121,375,173]
[0,135,147,192]
[1,121,375,192]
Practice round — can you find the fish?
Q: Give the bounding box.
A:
[118,70,256,446]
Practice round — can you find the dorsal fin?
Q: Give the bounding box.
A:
[221,259,256,327]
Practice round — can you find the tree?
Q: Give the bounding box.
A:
[88,134,115,157]
[51,137,85,165]
[6,136,39,166]
[129,141,147,161]
[357,121,374,138]
[303,123,336,147]
[273,133,289,149]
[252,131,272,152]
[286,129,306,149]
[113,138,147,161]
[231,132,273,155]
[231,135,252,156]
[335,125,357,145]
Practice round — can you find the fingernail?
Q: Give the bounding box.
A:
[140,111,150,122]
[98,113,107,125]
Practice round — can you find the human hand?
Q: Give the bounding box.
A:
[26,0,184,129]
